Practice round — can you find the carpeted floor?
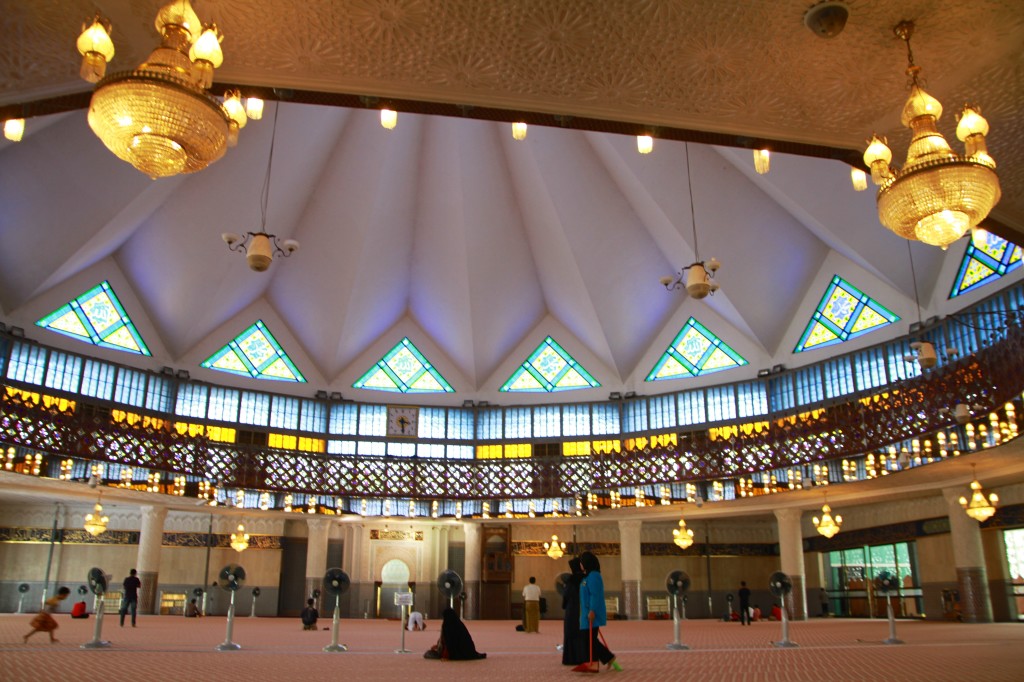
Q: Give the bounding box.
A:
[2,613,1021,681]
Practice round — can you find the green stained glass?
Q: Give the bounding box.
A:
[501,336,599,392]
[646,318,747,381]
[795,276,898,353]
[353,337,453,393]
[950,232,1022,298]
[36,281,151,356]
[201,320,305,382]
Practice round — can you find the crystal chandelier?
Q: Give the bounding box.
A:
[673,517,694,549]
[76,1,255,179]
[812,497,842,539]
[544,535,566,559]
[230,523,250,552]
[959,465,998,522]
[862,21,1000,249]
[83,500,109,537]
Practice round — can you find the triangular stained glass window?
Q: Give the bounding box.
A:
[352,337,453,393]
[949,232,1022,298]
[794,275,899,353]
[646,318,747,381]
[201,320,305,382]
[36,281,151,356]
[501,336,599,392]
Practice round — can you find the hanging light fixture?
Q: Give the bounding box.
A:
[544,534,566,559]
[959,464,998,522]
[75,1,257,179]
[661,144,721,299]
[512,122,528,141]
[230,523,250,552]
[83,499,109,537]
[902,242,937,369]
[637,135,654,154]
[673,516,694,549]
[380,108,398,130]
[862,21,1000,249]
[222,104,300,271]
[812,494,843,539]
[753,148,770,174]
[4,118,25,142]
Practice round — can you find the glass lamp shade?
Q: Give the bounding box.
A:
[77,18,115,83]
[812,503,842,539]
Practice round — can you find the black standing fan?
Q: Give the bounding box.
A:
[249,586,261,618]
[215,565,245,651]
[322,568,351,652]
[555,572,572,597]
[665,570,691,650]
[874,570,904,645]
[437,569,464,610]
[81,567,111,649]
[17,583,30,613]
[768,571,798,648]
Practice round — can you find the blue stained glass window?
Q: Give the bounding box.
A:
[36,281,150,355]
[646,318,747,380]
[794,276,899,352]
[352,337,453,393]
[949,232,1022,297]
[201,320,305,382]
[500,337,599,393]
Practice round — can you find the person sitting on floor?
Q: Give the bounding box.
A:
[423,607,486,660]
[301,598,319,631]
[185,598,201,618]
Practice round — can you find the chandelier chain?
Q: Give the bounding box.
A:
[683,143,700,261]
[907,241,923,325]
[260,102,281,233]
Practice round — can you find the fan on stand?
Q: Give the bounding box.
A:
[322,567,351,653]
[215,564,246,651]
[17,583,30,613]
[437,569,464,611]
[192,587,205,616]
[769,571,798,648]
[81,567,111,649]
[249,587,261,618]
[874,570,904,645]
[665,570,691,650]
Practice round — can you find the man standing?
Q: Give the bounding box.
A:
[120,568,141,627]
[738,580,752,626]
[522,576,542,633]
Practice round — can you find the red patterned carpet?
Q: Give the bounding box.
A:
[2,614,1022,682]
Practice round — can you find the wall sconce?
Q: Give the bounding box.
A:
[380,108,397,130]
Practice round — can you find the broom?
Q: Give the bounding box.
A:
[572,615,599,673]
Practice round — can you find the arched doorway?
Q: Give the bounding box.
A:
[376,559,411,619]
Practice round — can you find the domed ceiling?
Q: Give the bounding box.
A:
[0,0,1022,406]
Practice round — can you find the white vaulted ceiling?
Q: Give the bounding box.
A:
[0,0,1022,405]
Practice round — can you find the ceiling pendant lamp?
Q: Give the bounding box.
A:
[862,21,1000,249]
[83,499,109,537]
[959,464,998,522]
[76,1,250,179]
[812,494,842,539]
[661,143,721,298]
[673,516,694,549]
[544,535,566,559]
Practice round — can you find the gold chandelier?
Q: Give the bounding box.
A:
[812,496,842,539]
[83,500,109,537]
[673,517,694,549]
[230,523,250,552]
[544,535,566,559]
[959,465,998,522]
[76,1,255,179]
[862,21,1000,249]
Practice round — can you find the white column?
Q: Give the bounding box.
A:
[618,519,643,619]
[463,522,481,619]
[942,487,993,622]
[774,508,807,620]
[136,505,167,614]
[305,517,332,605]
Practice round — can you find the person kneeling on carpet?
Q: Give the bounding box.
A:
[301,598,319,631]
[423,607,486,660]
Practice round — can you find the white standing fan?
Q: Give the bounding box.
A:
[322,567,351,652]
[665,570,691,651]
[81,567,111,649]
[215,564,245,651]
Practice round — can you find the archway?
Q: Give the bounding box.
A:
[377,559,411,618]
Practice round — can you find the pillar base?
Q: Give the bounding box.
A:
[957,566,993,623]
